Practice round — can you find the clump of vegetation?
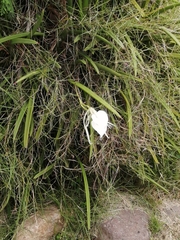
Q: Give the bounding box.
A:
[1,0,180,238]
[0,0,14,17]
[149,214,162,234]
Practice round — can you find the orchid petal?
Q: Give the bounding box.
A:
[91,110,109,138]
[83,107,114,144]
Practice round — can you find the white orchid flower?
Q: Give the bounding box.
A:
[83,107,114,144]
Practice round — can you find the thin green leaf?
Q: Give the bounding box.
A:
[79,59,87,65]
[145,3,180,17]
[95,62,143,82]
[22,182,31,216]
[11,38,38,44]
[80,53,99,74]
[29,117,34,137]
[165,136,180,154]
[154,91,180,129]
[35,113,48,141]
[84,38,97,52]
[67,0,73,14]
[0,86,17,104]
[119,90,132,138]
[95,34,119,52]
[160,26,180,47]
[78,0,83,11]
[131,0,145,17]
[34,164,54,179]
[78,0,83,18]
[24,93,35,148]
[89,124,95,160]
[147,147,159,164]
[145,175,168,193]
[0,32,43,44]
[82,0,89,10]
[0,192,11,212]
[0,126,5,140]
[69,80,121,118]
[78,159,91,230]
[54,121,63,146]
[78,0,89,17]
[95,62,129,78]
[13,102,28,142]
[29,9,44,37]
[102,30,125,49]
[125,34,143,77]
[168,53,180,59]
[0,32,30,44]
[15,69,41,84]
[74,35,81,43]
[125,34,138,76]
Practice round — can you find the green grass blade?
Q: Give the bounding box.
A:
[146,3,180,17]
[29,9,44,37]
[83,38,96,52]
[11,38,38,44]
[0,191,11,212]
[13,102,28,142]
[0,86,17,104]
[78,0,83,19]
[145,175,168,193]
[89,124,95,160]
[0,32,30,44]
[151,80,180,129]
[119,90,132,138]
[74,34,81,43]
[0,31,43,45]
[96,62,143,82]
[125,34,143,77]
[95,34,119,52]
[102,30,125,49]
[165,136,180,154]
[15,69,41,84]
[125,34,138,77]
[78,159,91,230]
[69,80,121,118]
[80,53,99,74]
[82,0,89,10]
[130,0,145,17]
[147,147,159,164]
[67,0,73,14]
[29,117,34,137]
[35,112,48,141]
[154,91,180,129]
[34,164,54,179]
[94,62,131,79]
[160,26,180,47]
[24,93,35,148]
[78,0,89,17]
[0,126,5,141]
[78,0,83,11]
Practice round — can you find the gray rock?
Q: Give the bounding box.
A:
[96,209,150,240]
[13,205,65,240]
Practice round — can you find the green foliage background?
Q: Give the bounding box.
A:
[0,0,180,238]
[0,0,14,16]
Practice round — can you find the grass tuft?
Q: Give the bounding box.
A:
[1,0,180,238]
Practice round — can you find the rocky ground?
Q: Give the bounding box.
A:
[94,192,180,240]
[1,191,180,239]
